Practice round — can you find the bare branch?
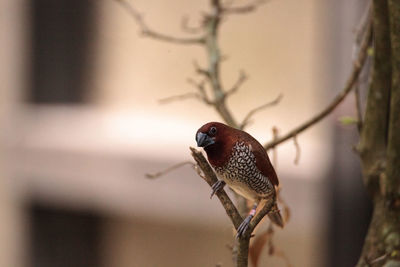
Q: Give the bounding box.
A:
[190,147,243,229]
[222,0,269,15]
[293,135,301,165]
[355,2,372,46]
[159,79,213,105]
[225,71,248,98]
[145,161,195,179]
[271,127,279,167]
[264,17,372,150]
[354,82,363,132]
[116,0,205,45]
[369,253,388,265]
[187,78,213,105]
[249,197,275,231]
[193,60,210,78]
[158,92,205,104]
[240,94,283,129]
[181,15,203,34]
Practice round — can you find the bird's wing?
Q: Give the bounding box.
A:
[250,140,279,186]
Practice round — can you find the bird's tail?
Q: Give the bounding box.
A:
[268,203,284,227]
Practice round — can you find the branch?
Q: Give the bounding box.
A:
[225,71,248,98]
[264,17,372,150]
[249,197,275,231]
[159,79,213,105]
[158,92,205,104]
[358,0,392,196]
[145,161,194,179]
[355,2,372,47]
[193,60,211,78]
[201,0,240,128]
[181,16,203,34]
[240,94,283,129]
[293,135,301,165]
[222,0,269,15]
[190,147,243,229]
[354,82,363,132]
[116,0,205,45]
[386,0,400,196]
[187,78,213,104]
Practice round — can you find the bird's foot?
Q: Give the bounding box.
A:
[236,214,254,239]
[210,180,226,199]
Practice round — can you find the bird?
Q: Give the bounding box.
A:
[195,122,283,238]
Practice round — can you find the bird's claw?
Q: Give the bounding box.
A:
[236,215,254,239]
[210,180,226,199]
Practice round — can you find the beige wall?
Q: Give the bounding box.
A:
[94,0,323,132]
[0,0,363,266]
[0,0,28,266]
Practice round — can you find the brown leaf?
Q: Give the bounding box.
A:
[283,204,291,223]
[249,227,273,267]
[274,248,293,267]
[268,241,275,255]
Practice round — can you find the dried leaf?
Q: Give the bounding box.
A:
[274,248,293,267]
[283,203,291,223]
[268,241,275,255]
[249,228,273,267]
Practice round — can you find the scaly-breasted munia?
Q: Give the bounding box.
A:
[196,122,283,237]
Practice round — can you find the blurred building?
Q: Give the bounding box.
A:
[0,0,370,266]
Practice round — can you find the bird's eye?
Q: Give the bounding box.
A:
[209,126,217,135]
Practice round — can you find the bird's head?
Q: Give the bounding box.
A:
[196,122,234,150]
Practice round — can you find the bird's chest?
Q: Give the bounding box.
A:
[213,142,271,200]
[214,142,258,182]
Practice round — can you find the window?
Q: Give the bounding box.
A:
[29,0,97,103]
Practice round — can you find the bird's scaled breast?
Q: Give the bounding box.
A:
[214,142,274,200]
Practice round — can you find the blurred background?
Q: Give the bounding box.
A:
[0,0,371,266]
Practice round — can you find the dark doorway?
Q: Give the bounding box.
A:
[29,204,102,267]
[28,0,98,103]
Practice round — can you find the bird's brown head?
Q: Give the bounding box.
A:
[196,122,238,166]
[196,122,227,148]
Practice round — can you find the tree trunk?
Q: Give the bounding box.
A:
[357,0,400,266]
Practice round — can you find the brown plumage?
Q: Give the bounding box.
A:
[196,122,283,237]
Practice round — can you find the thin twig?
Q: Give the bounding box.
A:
[116,0,205,45]
[222,0,269,15]
[272,127,279,168]
[187,78,213,104]
[264,17,372,150]
[249,197,275,231]
[355,2,372,46]
[225,71,248,98]
[293,135,301,164]
[369,253,388,264]
[240,94,283,129]
[193,60,211,78]
[181,16,203,34]
[145,161,195,179]
[354,81,363,132]
[160,79,214,105]
[159,92,204,104]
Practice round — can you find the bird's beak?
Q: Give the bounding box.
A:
[196,132,215,147]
